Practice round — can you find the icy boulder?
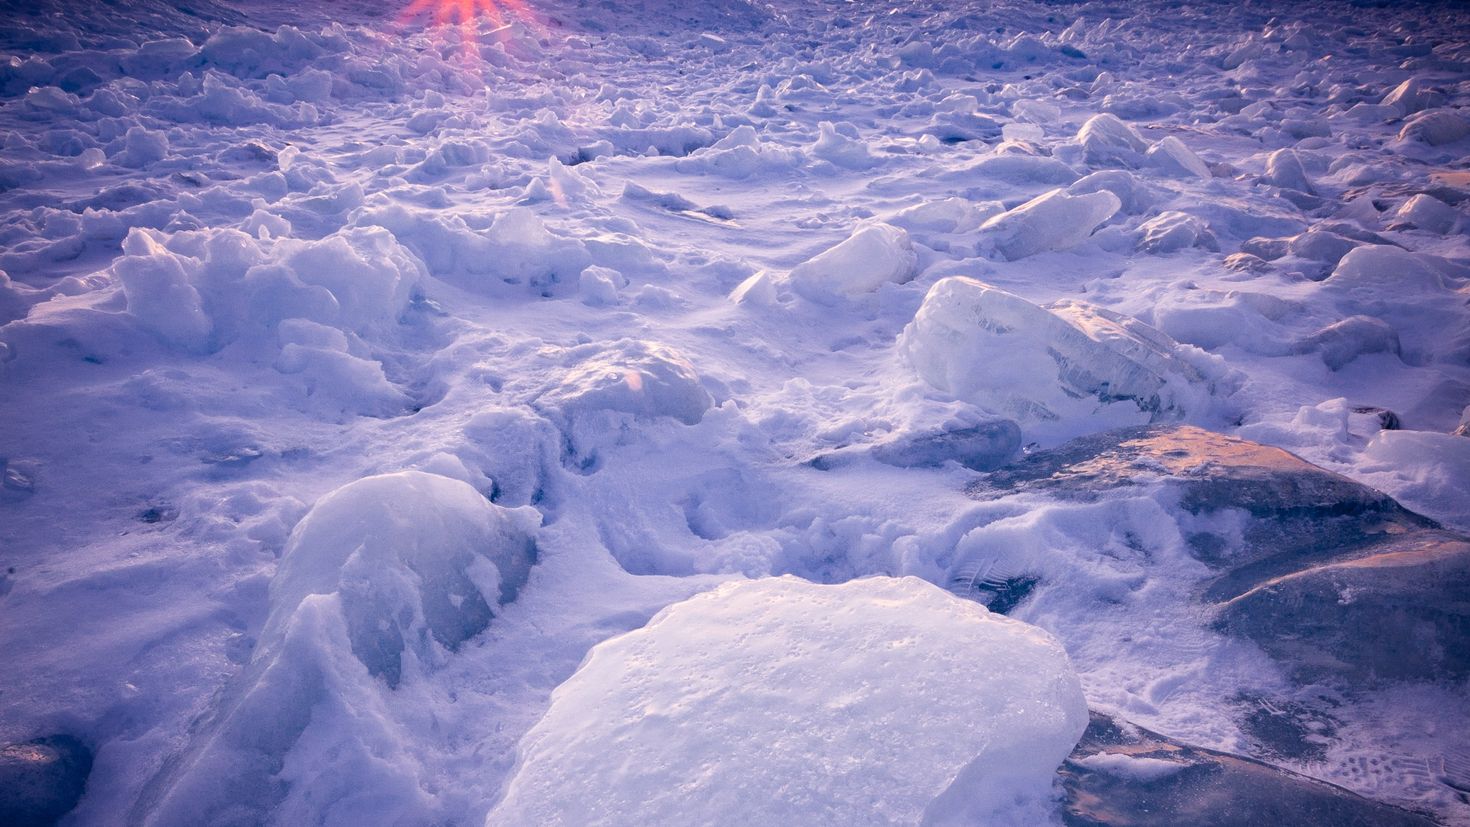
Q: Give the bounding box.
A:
[1389,194,1459,234]
[901,277,1222,429]
[1261,148,1314,193]
[1135,212,1217,254]
[1077,113,1148,166]
[538,340,713,426]
[979,189,1120,260]
[1145,136,1210,180]
[1396,110,1470,146]
[1069,170,1155,215]
[114,225,423,351]
[487,576,1087,827]
[786,223,917,303]
[1295,315,1401,371]
[265,471,539,688]
[1380,77,1442,115]
[1323,245,1446,302]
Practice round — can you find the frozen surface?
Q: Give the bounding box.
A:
[489,576,1087,827]
[0,0,1468,823]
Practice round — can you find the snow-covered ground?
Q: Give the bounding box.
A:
[2,0,1468,823]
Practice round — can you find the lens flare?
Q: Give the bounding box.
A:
[397,0,542,60]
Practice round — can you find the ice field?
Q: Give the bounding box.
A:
[1,0,1469,823]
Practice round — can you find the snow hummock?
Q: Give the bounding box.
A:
[143,471,539,826]
[537,339,713,426]
[487,576,1087,827]
[263,471,539,687]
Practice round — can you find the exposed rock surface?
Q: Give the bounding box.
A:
[970,425,1470,686]
[0,735,93,827]
[1058,712,1436,827]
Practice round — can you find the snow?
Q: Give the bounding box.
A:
[1072,752,1186,783]
[2,0,1470,823]
[487,576,1087,827]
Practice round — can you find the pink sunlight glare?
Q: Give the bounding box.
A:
[396,0,544,61]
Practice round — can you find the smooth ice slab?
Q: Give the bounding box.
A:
[901,277,1225,432]
[978,188,1120,260]
[488,576,1087,827]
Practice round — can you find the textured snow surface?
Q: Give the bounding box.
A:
[489,576,1087,826]
[1,0,1469,823]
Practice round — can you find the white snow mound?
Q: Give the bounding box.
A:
[487,576,1087,827]
[538,339,714,425]
[265,471,540,687]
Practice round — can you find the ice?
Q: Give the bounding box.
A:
[1390,193,1459,234]
[578,265,622,306]
[1261,148,1315,193]
[1068,170,1155,214]
[112,229,214,351]
[887,198,994,234]
[6,0,1470,822]
[113,125,168,168]
[900,277,1228,437]
[1135,211,1216,254]
[726,269,777,306]
[1323,244,1446,299]
[1076,113,1149,166]
[1145,136,1210,180]
[978,188,1121,260]
[143,471,539,826]
[1072,751,1185,783]
[1396,109,1470,146]
[785,222,917,303]
[1380,77,1442,115]
[1360,431,1470,530]
[487,577,1087,827]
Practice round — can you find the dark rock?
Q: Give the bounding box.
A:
[1059,711,1435,826]
[971,425,1470,686]
[0,735,93,827]
[947,554,1038,613]
[810,418,1022,472]
[1214,532,1470,683]
[869,419,1021,472]
[1234,692,1339,762]
[969,425,1438,602]
[1350,405,1400,432]
[138,505,179,524]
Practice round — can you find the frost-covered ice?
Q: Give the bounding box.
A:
[489,577,1087,826]
[1,0,1469,823]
